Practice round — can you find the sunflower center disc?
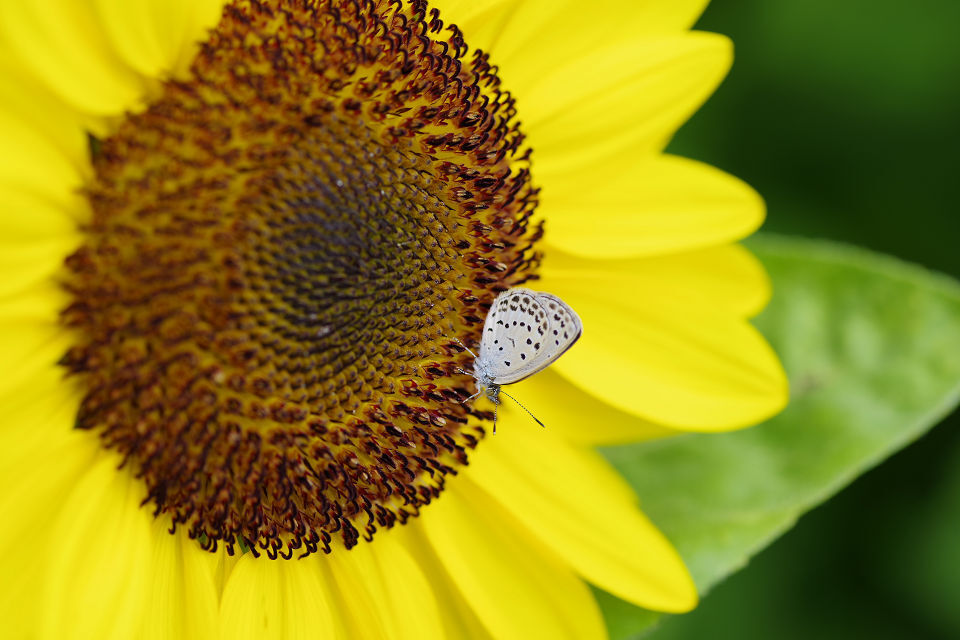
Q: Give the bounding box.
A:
[60,0,541,558]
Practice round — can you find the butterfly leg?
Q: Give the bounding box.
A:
[461,389,483,404]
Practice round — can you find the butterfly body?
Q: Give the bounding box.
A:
[470,359,505,414]
[460,287,582,432]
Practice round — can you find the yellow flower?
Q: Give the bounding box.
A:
[0,0,787,638]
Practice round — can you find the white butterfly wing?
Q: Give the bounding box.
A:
[532,291,582,365]
[477,288,582,385]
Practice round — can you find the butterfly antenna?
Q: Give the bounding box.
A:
[451,336,479,359]
[499,390,546,428]
[493,403,498,434]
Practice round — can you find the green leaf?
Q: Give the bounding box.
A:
[598,234,960,639]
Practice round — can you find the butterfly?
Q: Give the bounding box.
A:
[455,287,583,433]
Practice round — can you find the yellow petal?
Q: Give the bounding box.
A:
[542,155,766,259]
[211,550,240,609]
[539,243,771,320]
[464,427,698,611]
[0,242,76,300]
[429,0,515,54]
[0,107,88,208]
[506,370,676,444]
[0,278,71,320]
[0,1,147,116]
[0,348,83,508]
[0,432,98,639]
[459,0,712,92]
[141,519,219,640]
[436,0,708,73]
[0,316,74,399]
[367,533,445,639]
[550,289,788,430]
[420,483,607,640]
[40,452,156,640]
[220,556,338,640]
[170,0,226,76]
[0,62,94,172]
[524,33,732,175]
[0,189,86,247]
[94,0,227,79]
[323,532,443,640]
[0,95,90,259]
[395,524,495,640]
[169,0,230,73]
[0,366,83,469]
[319,545,390,640]
[94,0,179,77]
[219,559,284,640]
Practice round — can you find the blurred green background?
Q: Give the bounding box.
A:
[657,1,960,638]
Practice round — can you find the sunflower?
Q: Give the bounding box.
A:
[0,0,787,638]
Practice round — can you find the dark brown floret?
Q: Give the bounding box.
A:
[60,0,540,558]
